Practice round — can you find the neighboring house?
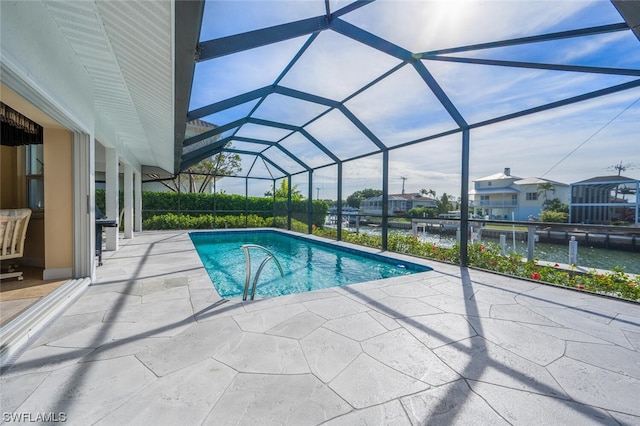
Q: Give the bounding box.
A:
[360,193,437,217]
[570,175,639,225]
[513,177,569,219]
[469,168,569,221]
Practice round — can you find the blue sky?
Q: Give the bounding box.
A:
[190,0,640,200]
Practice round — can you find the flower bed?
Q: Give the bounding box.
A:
[313,228,639,302]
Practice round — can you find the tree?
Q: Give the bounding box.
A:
[152,150,242,193]
[420,188,436,198]
[346,188,383,208]
[437,193,454,215]
[537,182,556,207]
[264,178,304,200]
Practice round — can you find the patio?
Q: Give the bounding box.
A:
[1,230,639,425]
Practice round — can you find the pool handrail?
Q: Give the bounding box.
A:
[240,244,285,301]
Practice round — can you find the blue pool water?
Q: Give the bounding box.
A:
[190,230,431,299]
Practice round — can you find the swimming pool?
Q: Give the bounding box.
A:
[190,230,432,299]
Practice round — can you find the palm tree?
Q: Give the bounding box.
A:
[537,182,556,207]
[264,178,304,200]
[420,188,436,198]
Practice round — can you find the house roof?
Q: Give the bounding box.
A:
[573,175,639,184]
[474,172,523,182]
[514,177,568,186]
[41,1,177,172]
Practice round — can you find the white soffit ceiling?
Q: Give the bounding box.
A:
[42,0,174,172]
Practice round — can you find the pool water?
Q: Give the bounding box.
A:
[190,230,431,299]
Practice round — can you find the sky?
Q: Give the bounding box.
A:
[189,0,640,201]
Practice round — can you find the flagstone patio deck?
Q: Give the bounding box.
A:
[1,230,639,425]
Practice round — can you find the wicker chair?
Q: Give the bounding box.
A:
[0,209,32,281]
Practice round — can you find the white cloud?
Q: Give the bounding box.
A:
[278,30,402,101]
[340,0,605,53]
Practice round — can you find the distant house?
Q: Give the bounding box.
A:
[569,175,639,225]
[469,168,569,221]
[360,192,437,216]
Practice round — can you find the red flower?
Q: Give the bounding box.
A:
[554,263,560,267]
[431,246,437,252]
[480,245,485,251]
[531,272,541,280]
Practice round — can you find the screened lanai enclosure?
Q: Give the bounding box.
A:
[173,0,640,265]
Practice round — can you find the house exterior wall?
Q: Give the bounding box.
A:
[43,128,73,279]
[471,174,570,221]
[516,184,570,219]
[476,178,514,190]
[471,175,520,219]
[475,193,518,220]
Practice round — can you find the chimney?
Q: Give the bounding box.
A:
[504,167,511,176]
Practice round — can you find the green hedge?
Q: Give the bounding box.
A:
[96,190,329,227]
[142,214,310,233]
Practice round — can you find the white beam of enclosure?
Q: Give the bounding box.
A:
[124,163,134,239]
[105,148,119,251]
[134,170,142,232]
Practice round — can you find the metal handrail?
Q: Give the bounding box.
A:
[240,244,284,301]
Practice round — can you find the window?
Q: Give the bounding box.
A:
[526,192,538,201]
[26,144,44,210]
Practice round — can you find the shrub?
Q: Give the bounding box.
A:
[540,210,569,223]
[97,189,329,227]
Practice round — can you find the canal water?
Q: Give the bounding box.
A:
[351,226,640,275]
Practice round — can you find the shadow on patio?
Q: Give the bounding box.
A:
[1,230,638,425]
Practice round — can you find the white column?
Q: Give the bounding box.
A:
[134,170,142,232]
[73,132,95,280]
[124,163,134,239]
[105,148,119,251]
